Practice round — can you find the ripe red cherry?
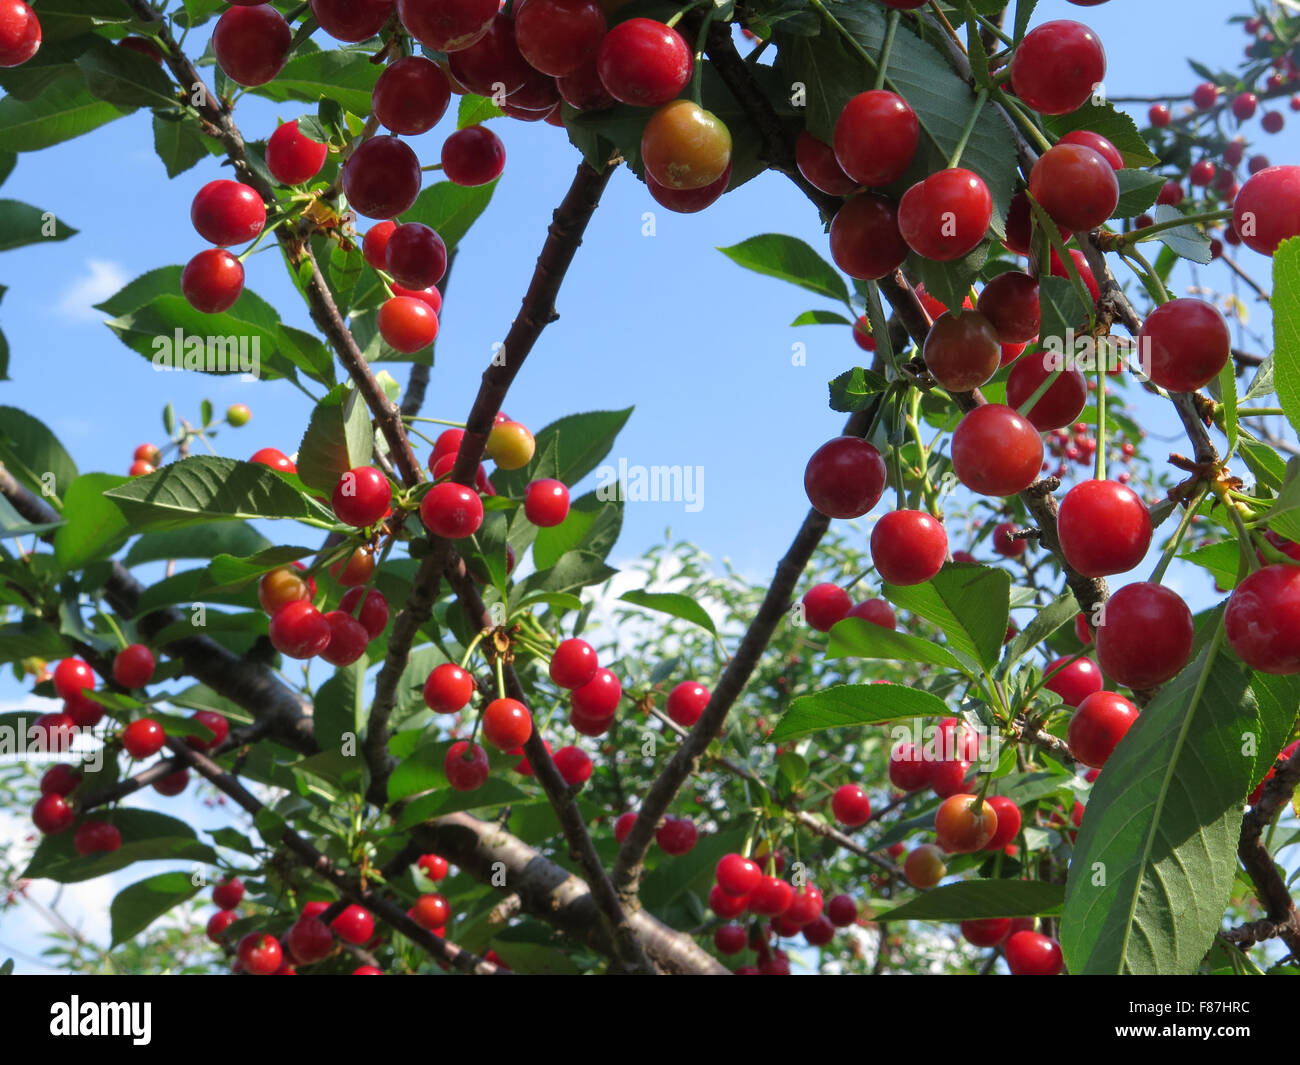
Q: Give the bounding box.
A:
[153,769,189,796]
[420,482,484,539]
[418,853,449,881]
[1058,129,1123,171]
[482,698,532,751]
[787,885,824,926]
[570,704,615,737]
[112,643,155,689]
[371,56,451,137]
[397,0,496,51]
[122,718,166,759]
[1263,111,1285,134]
[924,310,1001,393]
[1226,564,1300,674]
[666,681,709,727]
[385,223,447,290]
[803,436,887,519]
[829,193,909,279]
[1029,144,1119,232]
[330,905,374,945]
[802,583,851,632]
[749,876,794,916]
[983,796,1022,850]
[1057,480,1152,577]
[847,598,896,629]
[656,816,698,855]
[796,131,856,196]
[311,0,393,42]
[192,708,230,748]
[213,4,291,86]
[1068,690,1139,768]
[445,741,490,790]
[287,916,334,964]
[446,12,533,95]
[709,884,750,918]
[1192,81,1218,109]
[206,910,238,942]
[237,932,284,975]
[570,667,621,718]
[614,811,637,843]
[0,1,40,68]
[827,894,858,927]
[340,586,389,638]
[213,878,244,910]
[716,853,761,897]
[32,793,75,834]
[524,479,570,526]
[935,793,998,852]
[714,924,747,954]
[189,180,266,247]
[961,917,1012,947]
[332,466,390,528]
[251,446,296,473]
[1189,159,1216,187]
[73,820,122,856]
[898,168,992,261]
[977,272,1040,344]
[410,892,451,930]
[889,742,933,791]
[182,249,244,313]
[1006,353,1087,432]
[1009,20,1105,115]
[952,404,1044,497]
[1148,104,1171,127]
[833,90,918,187]
[595,18,691,107]
[362,221,396,271]
[424,663,475,713]
[129,460,155,477]
[1043,656,1102,707]
[441,125,507,187]
[40,764,81,797]
[1096,582,1195,689]
[269,600,332,659]
[552,744,593,786]
[1138,298,1231,393]
[266,119,328,185]
[1005,930,1063,975]
[550,639,598,689]
[378,296,439,353]
[320,610,369,666]
[329,545,375,587]
[514,0,605,76]
[342,135,422,219]
[871,510,948,586]
[645,162,730,213]
[992,521,1024,558]
[831,783,872,827]
[1233,166,1300,255]
[53,658,95,701]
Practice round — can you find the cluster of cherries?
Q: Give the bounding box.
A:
[129,406,251,477]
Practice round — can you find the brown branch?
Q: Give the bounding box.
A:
[1237,744,1300,959]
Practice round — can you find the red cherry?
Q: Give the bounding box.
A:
[1005,930,1063,975]
[983,796,1022,850]
[419,482,484,539]
[269,600,332,659]
[802,583,851,632]
[153,769,189,796]
[206,910,238,943]
[122,718,166,759]
[1189,159,1216,187]
[1068,690,1139,768]
[923,310,1001,393]
[961,917,1012,947]
[714,924,747,954]
[1233,165,1300,255]
[181,249,244,313]
[787,885,824,926]
[831,784,872,827]
[524,479,570,527]
[250,447,296,474]
[832,90,918,187]
[1226,564,1300,674]
[795,131,856,196]
[898,168,992,261]
[362,221,396,271]
[1049,246,1100,302]
[213,4,291,86]
[53,658,95,701]
[656,816,698,855]
[934,793,998,853]
[830,192,910,280]
[889,742,933,791]
[191,179,266,247]
[331,466,391,528]
[266,120,328,185]
[1006,352,1087,432]
[992,521,1025,558]
[1058,129,1123,171]
[237,932,284,975]
[213,878,244,910]
[441,125,507,187]
[72,819,121,856]
[1148,103,1171,127]
[846,598,896,629]
[1056,480,1152,577]
[424,663,475,713]
[977,272,1040,344]
[665,681,709,727]
[287,916,334,964]
[40,764,81,797]
[556,55,615,111]
[392,282,443,314]
[931,756,971,799]
[378,296,439,353]
[715,853,761,897]
[1043,656,1103,707]
[871,510,948,586]
[514,0,605,76]
[418,853,450,880]
[397,0,496,51]
[110,644,155,689]
[1096,582,1195,689]
[482,698,533,751]
[709,883,750,918]
[32,793,75,834]
[1028,144,1119,232]
[553,745,593,786]
[311,0,393,42]
[1192,81,1218,109]
[0,1,40,68]
[445,741,490,790]
[320,610,369,666]
[1009,20,1105,115]
[570,667,621,718]
[1262,111,1285,133]
[614,811,637,843]
[748,876,794,916]
[803,436,887,519]
[1137,298,1231,393]
[339,586,389,638]
[330,905,374,945]
[951,404,1044,497]
[342,136,422,219]
[827,894,858,928]
[595,18,691,107]
[550,639,598,689]
[446,12,534,96]
[385,223,448,290]
[1248,739,1300,804]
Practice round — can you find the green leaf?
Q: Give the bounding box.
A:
[1043,100,1159,168]
[1149,204,1213,265]
[910,239,989,315]
[1243,354,1275,401]
[1061,640,1263,974]
[883,563,1010,671]
[0,198,77,251]
[103,456,315,531]
[110,872,202,946]
[768,683,951,742]
[1260,456,1300,544]
[295,386,374,495]
[1272,237,1300,441]
[492,408,633,498]
[1112,169,1166,219]
[1216,354,1239,457]
[23,810,216,883]
[826,617,964,669]
[718,234,851,306]
[76,39,177,109]
[250,49,383,118]
[124,521,272,566]
[457,94,504,128]
[275,323,336,386]
[0,69,127,152]
[1036,274,1089,348]
[0,405,78,505]
[204,545,314,588]
[791,309,853,326]
[828,366,890,413]
[52,473,130,569]
[403,178,498,252]
[532,491,621,571]
[1240,436,1286,491]
[519,549,617,596]
[315,658,367,754]
[873,880,1064,922]
[0,620,67,662]
[151,111,208,179]
[618,590,717,637]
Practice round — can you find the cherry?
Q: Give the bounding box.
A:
[831,783,872,827]
[251,447,296,474]
[482,698,533,751]
[846,598,896,630]
[614,811,637,843]
[112,643,155,689]
[852,316,877,352]
[803,436,887,519]
[787,885,824,926]
[1009,20,1106,115]
[206,910,238,943]
[748,876,794,916]
[122,718,166,759]
[1056,479,1152,578]
[331,905,375,945]
[656,816,698,855]
[213,878,244,910]
[570,704,616,737]
[983,796,1022,850]
[934,793,998,852]
[0,1,39,68]
[1249,739,1300,804]
[1263,111,1285,133]
[961,917,1011,947]
[714,924,747,954]
[53,658,95,701]
[71,819,121,857]
[802,583,851,632]
[258,564,313,614]
[570,667,621,718]
[665,681,709,727]
[833,90,918,187]
[1138,297,1230,392]
[363,221,396,271]
[329,466,389,528]
[227,403,252,427]
[32,793,75,834]
[181,249,244,313]
[513,0,605,76]
[269,600,332,659]
[871,510,948,586]
[339,586,388,638]
[951,404,1044,497]
[418,853,449,880]
[903,844,947,889]
[266,119,328,185]
[524,478,570,526]
[441,125,507,186]
[311,0,393,41]
[889,742,933,791]
[1068,690,1139,768]
[424,663,475,713]
[287,916,334,964]
[391,284,443,318]
[40,764,81,797]
[827,894,858,927]
[1028,143,1119,232]
[828,193,909,280]
[641,99,731,190]
[397,0,496,51]
[1043,656,1102,707]
[992,521,1025,558]
[1004,930,1063,975]
[898,168,992,261]
[485,420,536,470]
[553,745,593,786]
[924,310,1001,393]
[352,965,383,975]
[1096,582,1195,689]
[1005,353,1087,432]
[385,223,448,291]
[378,296,440,353]
[405,893,450,931]
[550,638,599,689]
[419,482,483,539]
[1232,165,1300,255]
[1189,159,1215,188]
[1148,104,1171,127]
[796,131,856,196]
[1156,179,1184,207]
[556,55,616,111]
[1003,189,1065,255]
[320,611,369,666]
[1058,129,1123,171]
[213,4,291,86]
[709,883,750,918]
[372,56,451,137]
[977,272,1040,344]
[445,11,534,96]
[1192,81,1219,110]
[1225,564,1300,674]
[595,18,691,107]
[330,545,375,587]
[715,853,761,897]
[133,442,162,465]
[342,135,422,219]
[444,740,489,791]
[153,769,190,796]
[237,932,283,975]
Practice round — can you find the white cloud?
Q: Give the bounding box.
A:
[54,260,128,322]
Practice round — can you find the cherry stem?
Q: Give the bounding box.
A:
[689,9,716,107]
[873,10,901,91]
[97,610,129,653]
[408,416,469,428]
[460,627,491,671]
[1221,490,1263,578]
[992,90,1053,154]
[1122,207,1233,246]
[1014,365,1063,420]
[419,163,444,172]
[495,653,507,701]
[1148,484,1208,585]
[946,88,988,170]
[1120,246,1170,305]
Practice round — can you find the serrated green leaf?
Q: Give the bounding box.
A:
[1044,100,1159,168]
[827,617,964,669]
[110,872,202,946]
[0,70,128,152]
[769,683,950,742]
[883,563,1010,671]
[874,879,1064,922]
[718,234,851,306]
[1273,237,1300,442]
[295,386,375,495]
[618,590,717,637]
[52,473,130,570]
